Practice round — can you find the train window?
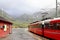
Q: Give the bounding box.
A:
[29,25,32,28]
[31,25,33,28]
[34,24,40,28]
[48,23,57,30]
[28,26,29,28]
[49,24,53,29]
[49,23,60,30]
[33,25,36,28]
[35,24,42,28]
[56,23,60,30]
[53,23,58,30]
[44,23,50,29]
[31,25,37,28]
[50,23,57,30]
[44,22,60,30]
[44,23,57,29]
[31,24,42,28]
[39,24,42,28]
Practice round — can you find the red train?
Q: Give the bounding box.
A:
[28,18,60,40]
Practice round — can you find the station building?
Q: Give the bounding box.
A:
[0,16,13,38]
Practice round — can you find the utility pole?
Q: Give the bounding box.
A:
[56,0,57,18]
[2,8,3,17]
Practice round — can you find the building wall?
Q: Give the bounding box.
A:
[0,21,12,38]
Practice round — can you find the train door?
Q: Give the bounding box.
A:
[54,22,60,40]
[41,23,44,36]
[43,22,52,38]
[41,21,45,36]
[43,22,50,36]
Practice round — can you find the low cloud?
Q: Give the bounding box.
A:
[0,0,56,16]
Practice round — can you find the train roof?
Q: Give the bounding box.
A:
[29,17,60,25]
[41,19,52,24]
[43,17,60,22]
[30,21,40,24]
[42,17,60,23]
[50,17,60,23]
[53,17,60,20]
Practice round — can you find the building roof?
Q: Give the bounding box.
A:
[0,16,13,24]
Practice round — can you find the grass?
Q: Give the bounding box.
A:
[11,20,29,28]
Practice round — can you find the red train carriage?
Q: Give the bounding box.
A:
[28,21,43,35]
[44,18,60,40]
[28,17,60,40]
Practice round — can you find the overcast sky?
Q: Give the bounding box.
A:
[0,0,56,16]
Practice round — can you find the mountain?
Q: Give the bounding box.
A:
[16,13,33,22]
[17,7,60,22]
[0,9,23,28]
[0,9,14,21]
[0,6,60,28]
[32,12,43,21]
[0,9,18,28]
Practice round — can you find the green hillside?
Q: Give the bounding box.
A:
[0,9,14,21]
